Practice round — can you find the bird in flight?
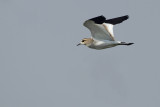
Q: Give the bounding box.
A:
[77,15,134,50]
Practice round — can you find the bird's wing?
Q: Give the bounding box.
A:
[84,20,115,41]
[83,15,129,41]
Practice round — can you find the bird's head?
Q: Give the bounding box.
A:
[77,38,93,46]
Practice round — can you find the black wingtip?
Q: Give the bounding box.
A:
[88,15,129,25]
[105,15,129,25]
[125,15,129,18]
[124,15,129,20]
[89,15,106,24]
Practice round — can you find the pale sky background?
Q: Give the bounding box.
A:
[0,0,160,107]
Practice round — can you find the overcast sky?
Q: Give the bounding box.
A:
[0,0,160,107]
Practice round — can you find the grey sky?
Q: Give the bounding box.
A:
[0,0,160,107]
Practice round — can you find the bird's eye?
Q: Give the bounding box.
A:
[82,40,85,42]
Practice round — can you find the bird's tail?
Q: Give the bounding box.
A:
[119,42,134,46]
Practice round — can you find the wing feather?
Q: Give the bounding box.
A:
[103,23,114,39]
[83,15,129,41]
[83,20,115,41]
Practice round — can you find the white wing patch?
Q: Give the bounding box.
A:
[84,20,115,41]
[104,23,114,38]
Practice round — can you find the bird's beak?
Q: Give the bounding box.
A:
[77,43,81,46]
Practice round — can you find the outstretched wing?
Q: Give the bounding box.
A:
[105,15,129,25]
[83,15,129,41]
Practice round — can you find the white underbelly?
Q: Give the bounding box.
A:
[88,41,118,50]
